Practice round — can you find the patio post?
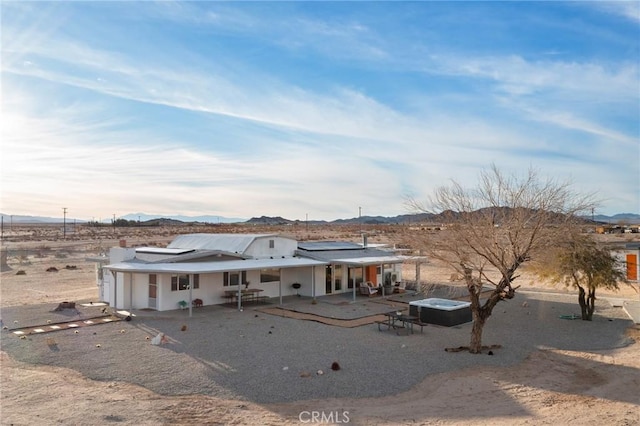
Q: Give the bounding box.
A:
[416,261,421,294]
[311,265,316,301]
[352,266,356,302]
[112,271,118,309]
[189,274,193,318]
[279,280,282,305]
[347,268,356,298]
[237,282,242,311]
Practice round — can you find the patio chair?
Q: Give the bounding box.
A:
[394,281,407,293]
[177,300,188,310]
[359,282,379,297]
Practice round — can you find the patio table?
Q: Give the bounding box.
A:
[379,312,418,334]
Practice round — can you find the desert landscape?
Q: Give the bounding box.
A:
[1,223,639,425]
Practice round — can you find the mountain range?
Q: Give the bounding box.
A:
[1,212,639,225]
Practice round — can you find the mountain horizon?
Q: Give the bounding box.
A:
[2,211,639,225]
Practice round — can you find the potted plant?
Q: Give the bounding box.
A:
[383,272,394,295]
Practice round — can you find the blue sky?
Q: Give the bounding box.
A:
[2,1,638,221]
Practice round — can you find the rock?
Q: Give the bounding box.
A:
[54,301,76,311]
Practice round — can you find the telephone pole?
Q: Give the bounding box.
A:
[62,208,67,239]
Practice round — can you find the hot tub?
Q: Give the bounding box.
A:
[409,298,472,327]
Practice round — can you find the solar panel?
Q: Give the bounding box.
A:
[297,241,362,251]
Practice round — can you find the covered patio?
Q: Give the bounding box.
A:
[103,257,327,316]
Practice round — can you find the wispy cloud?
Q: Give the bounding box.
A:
[589,1,640,23]
[1,2,637,219]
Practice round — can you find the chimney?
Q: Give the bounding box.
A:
[362,233,368,248]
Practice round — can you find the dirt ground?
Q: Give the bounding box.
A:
[1,225,639,425]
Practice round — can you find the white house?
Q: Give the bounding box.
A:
[95,233,406,312]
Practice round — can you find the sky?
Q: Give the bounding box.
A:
[1,1,639,222]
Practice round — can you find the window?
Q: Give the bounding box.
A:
[223,271,247,286]
[269,239,275,249]
[170,274,194,291]
[260,268,280,283]
[193,274,199,289]
[149,274,157,285]
[334,265,342,291]
[348,267,363,289]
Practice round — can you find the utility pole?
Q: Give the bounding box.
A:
[306,213,308,233]
[62,208,67,239]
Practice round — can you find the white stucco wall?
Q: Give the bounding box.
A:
[244,236,297,259]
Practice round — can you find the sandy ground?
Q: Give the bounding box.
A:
[1,226,639,425]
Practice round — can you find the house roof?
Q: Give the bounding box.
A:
[296,247,405,266]
[135,249,247,263]
[104,256,327,274]
[167,233,279,254]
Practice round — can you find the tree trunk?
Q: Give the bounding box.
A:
[465,270,510,353]
[469,316,486,354]
[466,272,486,354]
[577,286,589,320]
[585,287,596,321]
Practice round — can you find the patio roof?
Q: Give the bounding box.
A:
[104,256,327,274]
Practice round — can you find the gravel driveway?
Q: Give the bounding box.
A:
[1,292,634,404]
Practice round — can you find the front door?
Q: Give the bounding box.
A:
[148,274,157,309]
[325,265,333,294]
[627,254,638,281]
[325,265,344,294]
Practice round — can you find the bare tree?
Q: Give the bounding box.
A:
[408,165,595,353]
[532,235,627,320]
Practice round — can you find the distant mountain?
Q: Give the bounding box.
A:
[120,213,246,224]
[245,216,294,225]
[590,213,640,224]
[2,211,638,225]
[0,214,87,224]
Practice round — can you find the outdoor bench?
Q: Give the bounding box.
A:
[407,318,428,333]
[375,320,404,332]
